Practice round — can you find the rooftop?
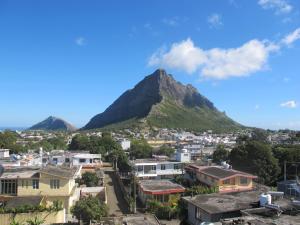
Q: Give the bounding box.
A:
[131,158,181,165]
[139,179,185,195]
[0,167,40,179]
[40,165,80,178]
[4,196,43,208]
[183,191,261,214]
[187,165,257,180]
[0,165,80,179]
[92,215,160,225]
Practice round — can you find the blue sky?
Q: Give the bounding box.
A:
[0,0,299,130]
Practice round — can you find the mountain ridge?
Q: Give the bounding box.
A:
[29,116,77,131]
[83,69,242,132]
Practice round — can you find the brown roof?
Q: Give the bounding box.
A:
[195,166,257,180]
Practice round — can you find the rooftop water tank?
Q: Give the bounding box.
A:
[260,193,272,207]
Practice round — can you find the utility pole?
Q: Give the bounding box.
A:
[133,174,137,213]
[284,161,287,181]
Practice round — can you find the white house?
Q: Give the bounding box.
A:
[72,153,102,168]
[119,139,131,150]
[176,149,191,163]
[131,159,184,179]
[0,149,10,158]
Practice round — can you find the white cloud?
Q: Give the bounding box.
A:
[280,100,297,108]
[207,13,223,28]
[258,0,293,14]
[281,28,300,45]
[148,28,300,80]
[148,38,279,79]
[75,37,86,46]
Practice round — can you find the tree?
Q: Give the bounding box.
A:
[48,137,67,150]
[69,134,90,150]
[229,140,280,185]
[26,217,44,225]
[71,196,108,224]
[129,139,153,159]
[0,130,26,154]
[272,145,300,180]
[156,145,175,157]
[212,145,229,164]
[81,172,99,187]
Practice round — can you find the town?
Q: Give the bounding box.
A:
[1,1,300,224]
[0,127,300,225]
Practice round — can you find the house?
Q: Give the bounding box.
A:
[118,139,131,150]
[131,159,184,179]
[80,186,107,203]
[137,180,185,205]
[185,164,257,193]
[0,149,9,158]
[45,151,102,169]
[0,165,81,213]
[183,191,260,224]
[175,149,191,162]
[72,153,102,168]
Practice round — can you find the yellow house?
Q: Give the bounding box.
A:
[0,165,81,212]
[185,165,257,193]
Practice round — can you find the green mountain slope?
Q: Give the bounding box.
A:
[83,69,243,132]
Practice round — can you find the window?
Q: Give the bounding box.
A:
[184,153,189,156]
[161,164,166,170]
[1,180,17,195]
[65,158,70,163]
[50,179,60,189]
[174,164,180,170]
[195,207,201,220]
[79,158,86,163]
[223,179,230,185]
[137,166,143,172]
[240,177,248,185]
[32,180,39,189]
[151,165,156,171]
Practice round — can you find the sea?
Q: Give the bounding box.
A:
[0,127,27,132]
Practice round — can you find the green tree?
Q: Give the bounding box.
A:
[229,140,280,185]
[156,145,175,157]
[71,196,108,224]
[26,217,44,225]
[81,172,99,187]
[212,145,229,164]
[48,137,67,150]
[69,135,90,150]
[129,139,153,159]
[272,145,300,180]
[0,130,26,154]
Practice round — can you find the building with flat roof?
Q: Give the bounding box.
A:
[0,165,81,213]
[183,191,261,224]
[138,179,185,205]
[185,164,257,193]
[131,159,184,179]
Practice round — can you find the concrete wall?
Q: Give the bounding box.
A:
[17,173,74,197]
[0,209,65,225]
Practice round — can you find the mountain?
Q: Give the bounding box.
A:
[83,69,242,132]
[29,116,77,131]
